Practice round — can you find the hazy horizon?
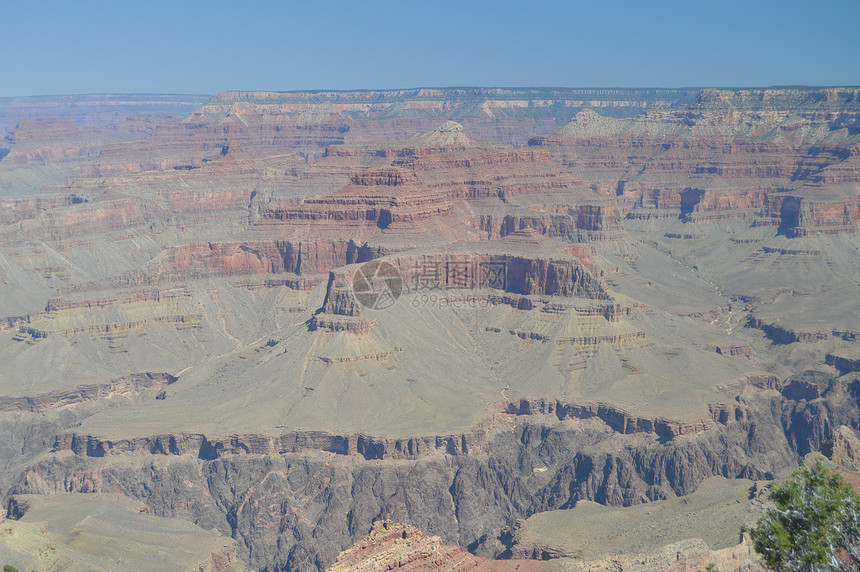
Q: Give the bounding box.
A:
[4,85,860,101]
[3,0,858,98]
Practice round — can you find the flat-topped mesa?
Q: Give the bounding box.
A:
[477,211,605,240]
[629,185,860,232]
[676,187,770,222]
[386,250,611,301]
[309,239,611,335]
[758,193,860,235]
[504,254,611,298]
[791,197,860,236]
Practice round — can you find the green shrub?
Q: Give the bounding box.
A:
[750,460,860,571]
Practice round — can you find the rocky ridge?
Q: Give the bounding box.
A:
[0,87,859,571]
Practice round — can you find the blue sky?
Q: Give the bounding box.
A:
[2,0,858,97]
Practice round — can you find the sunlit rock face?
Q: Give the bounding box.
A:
[0,87,859,571]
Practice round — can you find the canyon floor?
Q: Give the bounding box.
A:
[0,87,859,571]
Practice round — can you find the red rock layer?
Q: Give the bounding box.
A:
[530,108,860,235]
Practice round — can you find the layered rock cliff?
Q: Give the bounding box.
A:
[1,87,859,572]
[6,384,858,570]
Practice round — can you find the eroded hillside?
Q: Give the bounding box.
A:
[0,87,858,571]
